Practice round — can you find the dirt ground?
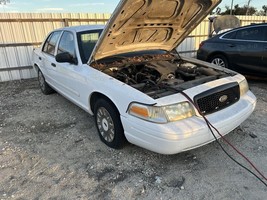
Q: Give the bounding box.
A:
[0,78,266,200]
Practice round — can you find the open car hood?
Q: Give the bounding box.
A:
[89,0,221,64]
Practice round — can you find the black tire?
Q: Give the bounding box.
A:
[94,98,126,149]
[38,69,54,95]
[209,54,229,68]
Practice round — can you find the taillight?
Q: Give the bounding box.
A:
[199,42,205,49]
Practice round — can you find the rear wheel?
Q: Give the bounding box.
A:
[210,54,229,68]
[94,98,126,149]
[38,69,54,95]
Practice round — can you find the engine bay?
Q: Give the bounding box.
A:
[92,54,231,99]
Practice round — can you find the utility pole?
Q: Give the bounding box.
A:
[246,0,252,15]
[230,0,234,15]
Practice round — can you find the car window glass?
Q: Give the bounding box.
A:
[222,31,236,39]
[43,31,61,56]
[57,31,75,57]
[77,30,102,64]
[236,27,265,41]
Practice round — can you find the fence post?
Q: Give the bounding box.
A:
[208,16,216,38]
[63,18,69,27]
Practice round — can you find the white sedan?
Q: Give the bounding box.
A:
[32,0,256,154]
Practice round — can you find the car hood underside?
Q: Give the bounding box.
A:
[89,0,221,64]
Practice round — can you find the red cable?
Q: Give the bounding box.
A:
[180,91,267,181]
[206,118,267,181]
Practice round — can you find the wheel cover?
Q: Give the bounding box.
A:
[38,71,46,91]
[96,107,115,142]
[211,58,225,68]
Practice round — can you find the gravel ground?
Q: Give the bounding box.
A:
[0,79,266,200]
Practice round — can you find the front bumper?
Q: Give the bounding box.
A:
[121,91,256,154]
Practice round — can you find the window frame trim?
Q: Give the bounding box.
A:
[220,25,267,43]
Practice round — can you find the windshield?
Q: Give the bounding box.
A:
[77,29,103,64]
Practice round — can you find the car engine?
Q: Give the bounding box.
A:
[92,54,230,99]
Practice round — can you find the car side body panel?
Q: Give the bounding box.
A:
[197,23,267,77]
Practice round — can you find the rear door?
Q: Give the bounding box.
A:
[233,26,266,76]
[41,31,62,87]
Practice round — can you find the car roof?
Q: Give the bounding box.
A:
[223,22,267,34]
[236,22,267,29]
[207,22,267,40]
[56,25,105,33]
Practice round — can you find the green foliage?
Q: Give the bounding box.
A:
[215,4,267,16]
[220,4,257,15]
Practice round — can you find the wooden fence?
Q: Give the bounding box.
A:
[0,13,267,82]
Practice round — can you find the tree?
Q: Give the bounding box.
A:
[220,4,257,15]
[0,0,10,5]
[255,5,267,16]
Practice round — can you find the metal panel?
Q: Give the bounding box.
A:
[0,13,111,82]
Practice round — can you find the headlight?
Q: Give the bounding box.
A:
[128,103,168,123]
[163,102,195,122]
[239,79,249,96]
[128,102,195,123]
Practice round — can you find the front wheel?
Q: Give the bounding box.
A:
[210,55,229,68]
[94,98,126,149]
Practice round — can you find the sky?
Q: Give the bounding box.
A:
[0,0,265,13]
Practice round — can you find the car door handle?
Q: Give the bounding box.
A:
[227,44,236,47]
[38,57,42,60]
[51,63,56,67]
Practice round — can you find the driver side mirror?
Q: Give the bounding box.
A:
[56,52,78,65]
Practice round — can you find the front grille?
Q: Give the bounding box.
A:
[194,82,240,115]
